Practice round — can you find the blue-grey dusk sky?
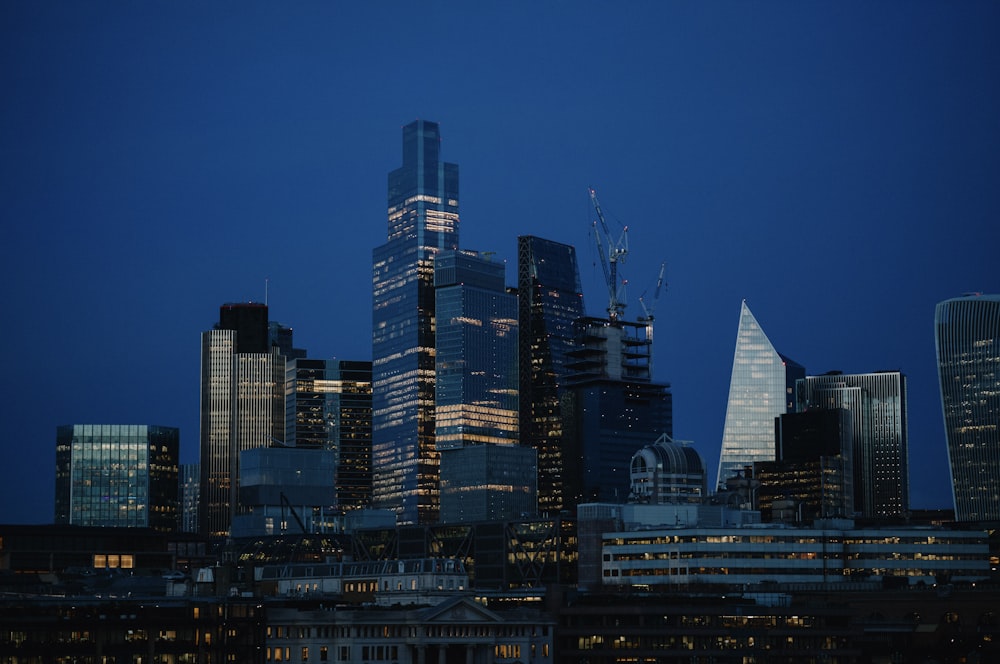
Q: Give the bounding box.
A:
[2,2,998,524]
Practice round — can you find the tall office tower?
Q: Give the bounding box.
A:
[372,120,459,525]
[517,236,586,514]
[797,371,909,518]
[179,463,200,533]
[563,317,673,504]
[434,250,534,522]
[716,301,804,490]
[756,409,854,522]
[199,302,288,538]
[287,359,374,510]
[55,424,179,531]
[935,294,1000,522]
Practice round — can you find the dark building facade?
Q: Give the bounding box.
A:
[563,317,673,505]
[55,424,179,532]
[285,358,373,511]
[517,236,586,515]
[797,370,909,519]
[372,120,459,525]
[757,409,854,522]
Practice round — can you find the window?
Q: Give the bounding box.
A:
[302,647,309,661]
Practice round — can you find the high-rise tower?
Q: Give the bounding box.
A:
[199,302,288,538]
[372,120,459,525]
[434,250,534,523]
[517,236,586,514]
[716,301,804,490]
[797,371,909,519]
[935,293,1000,522]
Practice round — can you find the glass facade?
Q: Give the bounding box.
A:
[797,371,908,518]
[716,301,804,490]
[372,120,459,525]
[434,250,518,450]
[179,462,200,533]
[517,236,586,514]
[54,424,179,531]
[935,294,1000,522]
[439,444,537,523]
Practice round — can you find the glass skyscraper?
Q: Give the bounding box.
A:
[55,424,179,531]
[935,293,1000,522]
[199,302,288,538]
[517,236,586,514]
[797,371,909,518]
[372,120,459,525]
[716,301,804,490]
[285,358,373,511]
[434,250,533,522]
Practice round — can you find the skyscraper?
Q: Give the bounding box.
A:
[199,302,288,538]
[372,120,459,525]
[564,317,673,504]
[716,301,804,490]
[517,236,586,514]
[434,250,534,522]
[797,371,909,518]
[935,293,1000,522]
[285,358,373,511]
[55,424,179,531]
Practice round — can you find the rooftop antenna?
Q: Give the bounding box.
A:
[265,277,269,306]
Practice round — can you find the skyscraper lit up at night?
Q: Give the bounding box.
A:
[517,236,587,514]
[797,371,909,519]
[55,424,179,532]
[372,120,459,525]
[434,249,534,522]
[716,301,804,491]
[935,293,1000,522]
[199,303,289,538]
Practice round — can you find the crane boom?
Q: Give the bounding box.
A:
[589,187,629,321]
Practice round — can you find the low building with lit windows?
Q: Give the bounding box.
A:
[264,595,554,664]
[600,521,990,589]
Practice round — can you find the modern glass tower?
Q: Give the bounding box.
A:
[285,358,373,511]
[517,236,586,514]
[55,424,179,532]
[372,120,459,525]
[716,301,804,491]
[935,293,1000,522]
[434,250,533,523]
[797,371,909,518]
[199,302,288,538]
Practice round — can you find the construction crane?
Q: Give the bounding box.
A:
[589,187,629,322]
[638,262,667,376]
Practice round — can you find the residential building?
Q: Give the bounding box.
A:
[517,235,586,515]
[372,120,459,525]
[797,370,909,518]
[55,424,179,532]
[935,293,1000,522]
[199,302,289,538]
[716,300,804,489]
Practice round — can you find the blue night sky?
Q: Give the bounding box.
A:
[2,2,998,524]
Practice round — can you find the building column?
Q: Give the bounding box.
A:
[466,644,475,664]
[439,645,447,664]
[416,645,426,664]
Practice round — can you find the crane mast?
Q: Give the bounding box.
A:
[589,187,629,322]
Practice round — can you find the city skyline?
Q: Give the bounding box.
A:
[3,3,999,524]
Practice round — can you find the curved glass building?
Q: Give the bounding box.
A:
[935,294,1000,522]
